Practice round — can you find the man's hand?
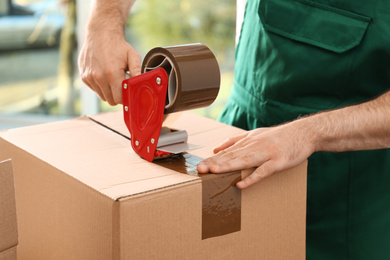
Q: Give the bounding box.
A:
[198,90,390,189]
[78,0,140,105]
[78,32,141,105]
[197,121,315,189]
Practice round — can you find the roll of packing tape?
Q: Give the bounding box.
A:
[142,43,220,114]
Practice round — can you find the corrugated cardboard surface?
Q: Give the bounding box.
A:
[0,111,307,260]
[0,160,18,260]
[0,247,17,260]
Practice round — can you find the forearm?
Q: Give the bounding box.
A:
[87,0,136,36]
[300,90,390,152]
[79,0,141,105]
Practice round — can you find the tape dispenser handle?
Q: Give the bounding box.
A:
[122,67,169,162]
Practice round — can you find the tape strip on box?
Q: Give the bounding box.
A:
[154,153,242,239]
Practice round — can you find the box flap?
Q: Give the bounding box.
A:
[90,110,245,159]
[89,110,234,141]
[89,111,130,139]
[0,112,244,200]
[0,159,18,253]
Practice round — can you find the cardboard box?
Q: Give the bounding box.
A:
[0,111,307,259]
[0,159,18,260]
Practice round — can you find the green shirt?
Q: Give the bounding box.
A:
[219,0,390,259]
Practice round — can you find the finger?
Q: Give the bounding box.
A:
[210,146,250,168]
[95,76,115,105]
[198,149,238,173]
[236,161,277,189]
[111,81,123,105]
[127,48,142,77]
[198,143,268,174]
[208,150,268,173]
[211,137,261,165]
[197,156,217,173]
[87,74,106,102]
[197,162,209,173]
[212,132,249,154]
[109,69,126,105]
[79,68,107,102]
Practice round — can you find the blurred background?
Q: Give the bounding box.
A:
[0,0,242,129]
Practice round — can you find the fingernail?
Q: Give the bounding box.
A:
[236,181,245,189]
[197,163,208,173]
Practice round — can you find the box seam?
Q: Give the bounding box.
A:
[117,178,202,201]
[88,116,130,141]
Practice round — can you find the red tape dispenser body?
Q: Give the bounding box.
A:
[122,43,221,162]
[122,67,169,162]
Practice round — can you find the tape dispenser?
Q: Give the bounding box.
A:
[122,43,220,162]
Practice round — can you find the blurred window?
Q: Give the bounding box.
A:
[0,0,236,130]
[0,0,70,129]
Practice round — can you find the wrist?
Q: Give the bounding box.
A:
[87,15,126,38]
[86,1,133,37]
[291,115,324,153]
[298,110,347,153]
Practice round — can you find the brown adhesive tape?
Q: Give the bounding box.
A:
[154,154,242,240]
[199,171,241,240]
[147,44,238,239]
[142,43,220,114]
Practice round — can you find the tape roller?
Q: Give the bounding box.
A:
[122,43,220,162]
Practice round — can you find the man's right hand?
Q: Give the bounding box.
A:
[78,0,141,106]
[78,31,141,105]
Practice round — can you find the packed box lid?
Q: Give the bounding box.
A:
[0,111,244,200]
[0,159,18,258]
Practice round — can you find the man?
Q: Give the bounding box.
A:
[78,0,390,259]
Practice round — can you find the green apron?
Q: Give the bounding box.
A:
[219,0,390,259]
